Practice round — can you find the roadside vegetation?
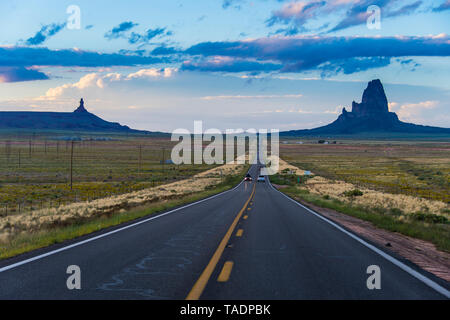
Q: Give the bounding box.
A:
[272,150,450,252]
[0,162,248,260]
[0,136,213,214]
[280,140,450,203]
[0,134,249,259]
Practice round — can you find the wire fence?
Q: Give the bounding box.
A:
[0,139,215,217]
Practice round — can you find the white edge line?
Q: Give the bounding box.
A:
[268,180,450,299]
[0,177,247,274]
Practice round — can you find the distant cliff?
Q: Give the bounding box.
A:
[0,99,149,133]
[282,79,450,136]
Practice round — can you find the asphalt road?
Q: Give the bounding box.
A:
[0,165,448,300]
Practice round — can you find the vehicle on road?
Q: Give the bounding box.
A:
[257,175,266,182]
[244,174,253,181]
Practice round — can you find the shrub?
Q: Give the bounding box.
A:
[344,189,364,197]
[410,212,448,224]
[389,207,404,216]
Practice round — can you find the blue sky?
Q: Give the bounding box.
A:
[0,0,449,131]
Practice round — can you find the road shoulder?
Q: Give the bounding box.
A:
[273,184,450,283]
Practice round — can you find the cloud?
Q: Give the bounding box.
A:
[266,0,426,34]
[433,0,450,12]
[222,0,244,9]
[396,57,421,70]
[105,21,139,40]
[151,46,180,55]
[0,46,165,82]
[266,1,327,29]
[3,34,449,82]
[128,27,171,45]
[317,57,392,77]
[386,1,423,17]
[39,68,177,100]
[118,49,147,56]
[184,35,450,75]
[26,22,66,45]
[329,0,423,33]
[126,68,177,79]
[0,66,49,82]
[181,56,282,73]
[0,46,164,68]
[266,0,351,34]
[390,100,439,122]
[105,22,172,45]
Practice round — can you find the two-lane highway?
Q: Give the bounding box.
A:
[0,166,258,299]
[200,177,448,299]
[0,165,448,299]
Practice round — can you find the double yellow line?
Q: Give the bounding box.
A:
[186,183,256,300]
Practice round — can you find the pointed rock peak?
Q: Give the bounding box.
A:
[363,79,386,102]
[352,79,389,116]
[74,98,88,113]
[367,79,383,88]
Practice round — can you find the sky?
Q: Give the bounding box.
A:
[0,0,449,132]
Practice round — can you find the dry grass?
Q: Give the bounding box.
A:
[304,175,448,217]
[0,136,215,212]
[272,150,450,251]
[278,158,308,176]
[280,140,450,203]
[0,159,245,243]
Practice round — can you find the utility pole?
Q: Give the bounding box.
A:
[138,145,142,174]
[70,141,74,190]
[162,148,166,174]
[5,140,11,163]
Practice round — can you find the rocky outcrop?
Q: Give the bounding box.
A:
[0,99,150,133]
[352,79,389,116]
[282,79,450,136]
[332,80,402,132]
[73,98,88,114]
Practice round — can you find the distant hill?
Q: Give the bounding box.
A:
[282,79,450,136]
[0,99,154,134]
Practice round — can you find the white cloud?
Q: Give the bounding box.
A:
[38,68,178,101]
[127,68,177,79]
[390,100,439,122]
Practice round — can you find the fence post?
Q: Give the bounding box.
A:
[70,141,74,190]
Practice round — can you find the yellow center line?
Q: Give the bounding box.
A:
[217,261,234,282]
[186,183,256,300]
[236,229,244,237]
